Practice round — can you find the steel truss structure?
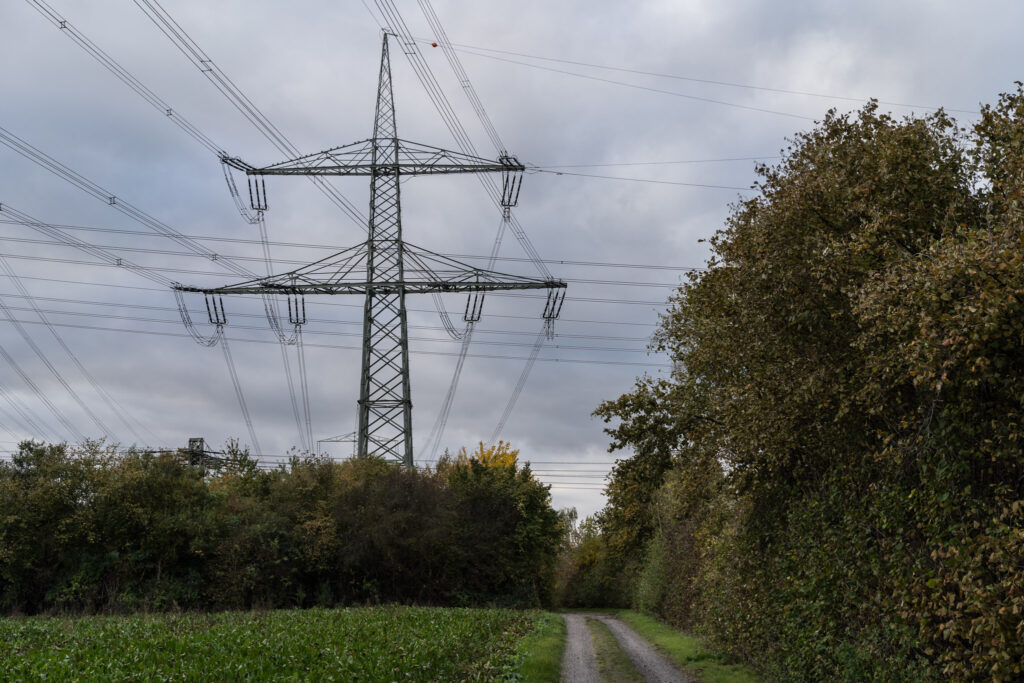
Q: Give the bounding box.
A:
[176,34,565,467]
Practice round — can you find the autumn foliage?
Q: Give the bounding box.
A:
[563,87,1024,680]
[0,440,563,614]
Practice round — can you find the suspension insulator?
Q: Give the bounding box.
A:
[288,293,307,326]
[542,288,566,320]
[463,289,485,322]
[247,175,268,211]
[205,294,227,326]
[499,154,523,208]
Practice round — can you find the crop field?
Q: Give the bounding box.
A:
[0,605,539,681]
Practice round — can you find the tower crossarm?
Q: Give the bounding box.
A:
[223,139,524,177]
[175,279,562,296]
[172,241,564,296]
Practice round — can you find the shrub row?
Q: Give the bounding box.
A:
[0,441,563,614]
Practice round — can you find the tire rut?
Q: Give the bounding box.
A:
[560,613,600,682]
[560,612,695,683]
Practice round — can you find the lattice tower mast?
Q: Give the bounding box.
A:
[177,34,565,467]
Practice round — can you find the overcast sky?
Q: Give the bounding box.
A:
[0,0,1020,517]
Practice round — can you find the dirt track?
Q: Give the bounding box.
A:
[560,612,694,682]
[561,613,600,682]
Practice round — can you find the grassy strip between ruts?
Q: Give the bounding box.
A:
[616,610,759,683]
[586,616,644,683]
[513,612,567,682]
[0,605,538,681]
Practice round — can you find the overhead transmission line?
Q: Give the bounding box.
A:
[530,155,779,169]
[130,0,366,227]
[0,314,667,369]
[19,1,675,455]
[449,47,814,121]
[26,0,222,155]
[0,292,655,342]
[0,187,262,452]
[0,272,668,328]
[22,1,316,449]
[0,253,115,441]
[440,41,982,116]
[0,301,651,355]
[532,168,751,190]
[0,220,709,273]
[0,231,692,286]
[0,249,674,305]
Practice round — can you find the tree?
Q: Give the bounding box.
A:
[437,442,564,605]
[575,89,1024,679]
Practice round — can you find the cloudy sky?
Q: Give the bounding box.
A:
[0,0,1020,517]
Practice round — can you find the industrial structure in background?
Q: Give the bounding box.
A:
[176,34,566,468]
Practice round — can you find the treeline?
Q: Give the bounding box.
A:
[557,87,1024,680]
[0,440,563,614]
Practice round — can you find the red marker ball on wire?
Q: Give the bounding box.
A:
[431,42,438,47]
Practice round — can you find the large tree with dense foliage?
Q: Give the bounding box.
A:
[577,88,1024,680]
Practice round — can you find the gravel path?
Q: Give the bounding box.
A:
[561,613,600,683]
[561,612,694,683]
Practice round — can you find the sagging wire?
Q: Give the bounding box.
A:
[294,322,313,452]
[426,214,505,458]
[133,0,367,228]
[0,267,111,440]
[221,162,262,225]
[223,159,311,450]
[174,289,263,453]
[424,323,473,459]
[27,0,316,450]
[220,334,261,456]
[490,288,565,441]
[431,291,465,341]
[174,289,224,347]
[490,326,546,442]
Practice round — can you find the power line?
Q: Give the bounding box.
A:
[0,272,667,327]
[27,0,323,449]
[531,155,779,168]
[0,240,684,289]
[0,292,655,342]
[0,256,113,440]
[0,253,671,303]
[451,47,814,121]
[25,0,222,155]
[535,168,750,190]
[0,218,708,272]
[131,0,367,227]
[0,228,692,284]
[0,196,261,448]
[0,314,667,368]
[441,40,982,116]
[0,301,651,354]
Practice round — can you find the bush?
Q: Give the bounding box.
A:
[568,87,1024,680]
[0,441,564,614]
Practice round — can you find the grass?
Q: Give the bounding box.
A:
[616,610,759,683]
[0,605,538,681]
[514,612,567,682]
[586,616,644,683]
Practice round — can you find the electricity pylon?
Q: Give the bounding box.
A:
[176,33,565,468]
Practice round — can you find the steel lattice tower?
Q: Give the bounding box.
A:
[177,34,565,467]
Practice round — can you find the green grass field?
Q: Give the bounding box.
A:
[0,606,541,681]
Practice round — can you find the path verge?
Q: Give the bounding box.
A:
[616,610,758,682]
